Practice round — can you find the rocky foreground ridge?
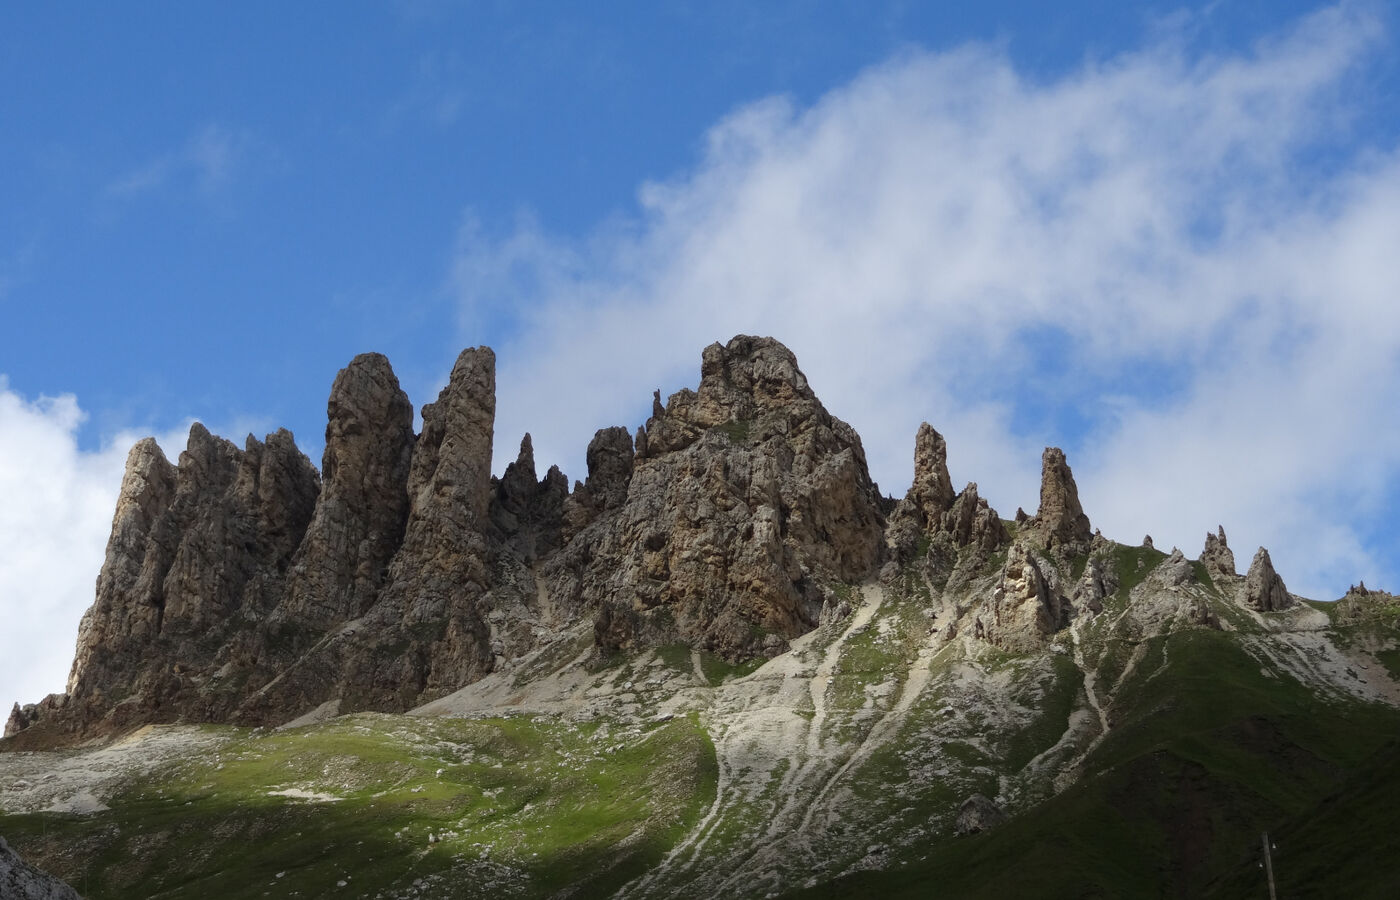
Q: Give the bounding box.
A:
[0,334,1360,746]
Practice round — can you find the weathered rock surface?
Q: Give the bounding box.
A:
[244,347,505,719]
[3,334,1324,750]
[954,794,1008,835]
[905,423,956,525]
[0,836,81,900]
[942,482,1007,552]
[1201,526,1236,580]
[274,353,415,637]
[1244,547,1292,612]
[491,433,567,563]
[560,426,635,541]
[48,423,321,739]
[980,541,1067,652]
[549,336,887,659]
[1033,447,1091,549]
[888,423,1005,561]
[1335,582,1400,622]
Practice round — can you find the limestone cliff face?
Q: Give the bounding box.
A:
[549,336,887,659]
[61,423,320,737]
[274,353,415,637]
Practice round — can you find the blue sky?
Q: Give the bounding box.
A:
[3,1,1398,708]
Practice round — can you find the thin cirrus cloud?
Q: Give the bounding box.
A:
[104,123,255,201]
[462,4,1398,601]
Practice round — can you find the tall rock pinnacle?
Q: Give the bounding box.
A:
[407,347,496,530]
[275,353,415,633]
[1200,526,1236,580]
[908,423,956,525]
[67,438,178,695]
[1035,447,1091,548]
[1244,547,1292,611]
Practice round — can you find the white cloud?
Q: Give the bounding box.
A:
[0,383,130,710]
[460,4,1398,599]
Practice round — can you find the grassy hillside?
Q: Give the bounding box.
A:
[0,713,717,899]
[784,626,1400,899]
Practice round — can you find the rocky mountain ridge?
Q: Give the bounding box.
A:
[4,335,1400,899]
[0,334,1360,746]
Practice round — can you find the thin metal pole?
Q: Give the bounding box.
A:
[1262,831,1277,900]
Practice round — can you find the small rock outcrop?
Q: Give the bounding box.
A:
[1033,447,1092,549]
[954,794,1009,834]
[560,426,635,540]
[1244,547,1292,611]
[1,833,83,899]
[942,482,1007,551]
[1201,526,1236,580]
[1335,582,1400,622]
[1070,556,1114,616]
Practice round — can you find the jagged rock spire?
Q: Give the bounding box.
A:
[1201,526,1236,579]
[1035,447,1091,548]
[277,352,415,629]
[944,482,1007,550]
[1244,547,1292,611]
[408,347,496,529]
[492,432,567,562]
[908,422,956,525]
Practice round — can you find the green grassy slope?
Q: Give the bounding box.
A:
[785,627,1400,899]
[0,713,717,900]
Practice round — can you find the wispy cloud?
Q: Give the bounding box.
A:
[104,123,257,201]
[453,4,1397,599]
